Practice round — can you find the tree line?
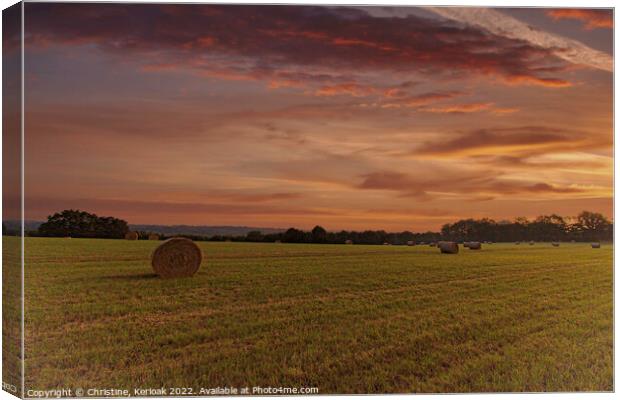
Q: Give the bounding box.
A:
[15,209,612,244]
[439,212,611,243]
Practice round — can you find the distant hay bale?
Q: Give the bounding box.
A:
[275,240,282,243]
[591,242,601,248]
[551,242,560,247]
[345,239,353,245]
[407,241,414,246]
[125,231,139,240]
[463,242,471,248]
[148,233,160,241]
[151,237,202,278]
[438,241,458,254]
[468,241,482,250]
[383,242,391,245]
[515,241,520,245]
[529,241,535,245]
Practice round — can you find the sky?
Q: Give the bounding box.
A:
[13,3,614,231]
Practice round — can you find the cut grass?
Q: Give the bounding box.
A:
[16,238,613,393]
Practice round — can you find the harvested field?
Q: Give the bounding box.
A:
[20,238,612,393]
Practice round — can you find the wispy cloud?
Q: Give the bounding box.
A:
[427,7,612,72]
[411,126,606,157]
[357,170,585,199]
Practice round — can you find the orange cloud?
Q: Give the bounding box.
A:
[504,74,572,88]
[331,37,396,51]
[314,83,377,97]
[182,36,216,49]
[491,107,520,115]
[383,88,407,98]
[268,79,305,89]
[380,91,463,108]
[547,9,613,30]
[422,102,493,114]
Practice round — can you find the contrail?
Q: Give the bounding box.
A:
[426,7,612,72]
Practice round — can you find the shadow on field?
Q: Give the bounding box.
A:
[102,273,159,280]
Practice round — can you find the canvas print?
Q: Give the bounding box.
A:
[1,1,613,397]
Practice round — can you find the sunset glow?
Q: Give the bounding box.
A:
[16,4,612,231]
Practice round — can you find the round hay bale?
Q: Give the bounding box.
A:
[515,241,520,245]
[438,241,458,254]
[468,241,482,250]
[591,242,601,249]
[406,241,414,246]
[529,241,535,245]
[345,239,353,245]
[148,233,160,241]
[463,242,471,248]
[551,242,560,247]
[125,231,139,240]
[151,238,202,278]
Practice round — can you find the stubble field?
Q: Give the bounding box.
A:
[14,237,613,393]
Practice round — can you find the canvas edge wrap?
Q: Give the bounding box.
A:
[2,1,24,398]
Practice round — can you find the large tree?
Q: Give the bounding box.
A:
[38,210,129,239]
[311,225,327,243]
[574,211,611,241]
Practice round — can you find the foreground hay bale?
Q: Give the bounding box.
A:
[438,241,458,254]
[591,242,601,248]
[151,238,202,278]
[468,241,482,250]
[551,242,560,247]
[125,231,139,240]
[148,233,160,241]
